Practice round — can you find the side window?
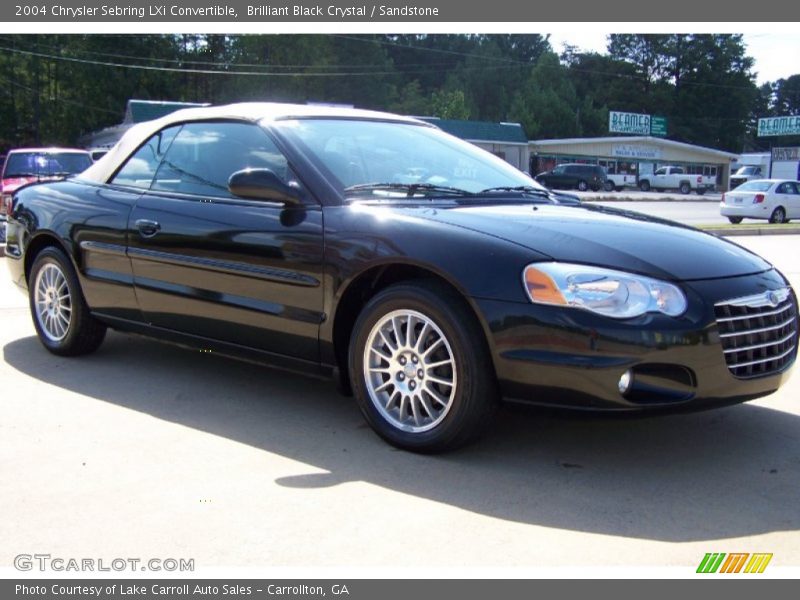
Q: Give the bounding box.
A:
[673,167,684,174]
[111,126,180,188]
[552,166,565,175]
[151,121,292,198]
[655,168,666,175]
[779,182,798,194]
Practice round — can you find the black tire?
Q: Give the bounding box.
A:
[639,180,651,192]
[769,207,787,224]
[696,189,707,196]
[28,246,106,356]
[349,281,497,453]
[576,180,589,192]
[727,216,743,224]
[603,181,614,192]
[679,182,691,194]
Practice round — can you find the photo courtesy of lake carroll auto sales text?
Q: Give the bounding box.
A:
[1,0,800,598]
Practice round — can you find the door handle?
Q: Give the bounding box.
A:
[135,219,161,237]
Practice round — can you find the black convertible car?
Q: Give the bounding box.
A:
[5,103,797,452]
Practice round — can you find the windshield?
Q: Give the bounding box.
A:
[3,151,92,179]
[273,118,543,197]
[735,166,760,175]
[735,181,772,192]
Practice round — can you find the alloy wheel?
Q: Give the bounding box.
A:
[34,262,72,342]
[363,309,457,433]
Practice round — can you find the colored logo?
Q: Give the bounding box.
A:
[696,553,773,574]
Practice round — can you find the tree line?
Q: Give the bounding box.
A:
[0,33,798,154]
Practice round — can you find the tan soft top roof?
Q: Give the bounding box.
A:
[80,102,427,183]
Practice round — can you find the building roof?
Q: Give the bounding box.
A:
[124,100,210,124]
[420,118,528,145]
[529,136,738,159]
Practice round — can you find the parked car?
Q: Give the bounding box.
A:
[1,147,92,193]
[729,165,766,190]
[638,166,715,195]
[720,179,800,224]
[604,172,637,192]
[535,163,607,191]
[5,103,797,452]
[1,148,93,246]
[89,148,109,162]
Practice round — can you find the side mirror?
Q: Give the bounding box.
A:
[228,168,302,205]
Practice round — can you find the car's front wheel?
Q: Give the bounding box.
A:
[29,247,107,356]
[603,181,614,192]
[349,281,497,453]
[727,216,743,224]
[639,180,651,192]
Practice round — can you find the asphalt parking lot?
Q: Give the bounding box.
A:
[1,236,799,573]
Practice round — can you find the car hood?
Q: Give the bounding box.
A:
[408,203,772,281]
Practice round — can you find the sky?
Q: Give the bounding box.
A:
[547,33,799,85]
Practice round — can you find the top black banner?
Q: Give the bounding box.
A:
[3,0,800,22]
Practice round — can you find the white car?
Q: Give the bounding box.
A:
[720,179,800,224]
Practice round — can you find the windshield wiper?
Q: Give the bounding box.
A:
[344,182,474,197]
[478,185,552,198]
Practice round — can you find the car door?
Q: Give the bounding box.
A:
[82,126,183,322]
[652,168,667,187]
[777,181,800,218]
[545,165,566,188]
[126,120,324,362]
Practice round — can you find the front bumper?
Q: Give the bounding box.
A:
[475,269,797,411]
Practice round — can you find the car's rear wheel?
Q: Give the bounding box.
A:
[769,206,787,224]
[29,247,106,356]
[696,189,707,196]
[639,180,651,192]
[727,216,743,224]
[349,281,497,453]
[577,180,589,192]
[679,182,691,194]
[603,181,615,192]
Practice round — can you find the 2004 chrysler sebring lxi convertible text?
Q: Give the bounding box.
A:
[5,103,798,452]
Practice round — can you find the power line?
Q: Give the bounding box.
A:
[0,35,464,71]
[0,74,120,116]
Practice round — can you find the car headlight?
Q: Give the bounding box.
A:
[523,262,687,319]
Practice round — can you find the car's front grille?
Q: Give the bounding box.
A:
[715,289,798,378]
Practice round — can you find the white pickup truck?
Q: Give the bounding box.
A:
[638,166,716,195]
[603,173,637,192]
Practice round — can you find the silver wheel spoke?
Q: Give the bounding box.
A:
[424,385,450,407]
[410,397,422,426]
[378,328,396,352]
[369,346,392,362]
[374,379,393,393]
[425,358,453,369]
[421,337,444,357]
[427,375,454,388]
[414,322,429,352]
[419,395,436,419]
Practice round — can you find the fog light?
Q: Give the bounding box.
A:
[618,370,633,395]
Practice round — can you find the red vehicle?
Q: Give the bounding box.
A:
[1,147,92,194]
[1,148,93,243]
